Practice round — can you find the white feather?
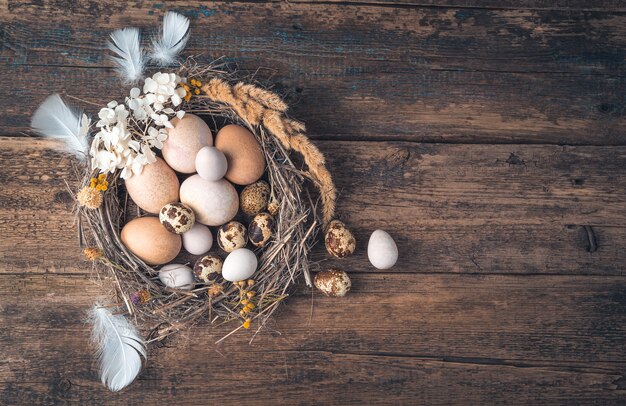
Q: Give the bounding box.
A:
[31,94,90,158]
[108,28,145,82]
[150,11,190,66]
[89,305,146,392]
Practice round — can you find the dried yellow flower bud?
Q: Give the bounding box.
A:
[242,319,251,329]
[83,247,103,261]
[77,186,102,209]
[207,283,224,297]
[267,200,279,216]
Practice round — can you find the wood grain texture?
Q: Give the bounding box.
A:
[1,0,626,404]
[1,2,626,143]
[0,273,625,404]
[2,137,626,276]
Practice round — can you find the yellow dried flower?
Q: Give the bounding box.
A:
[267,201,279,216]
[207,284,224,297]
[194,88,200,95]
[246,291,256,298]
[247,279,255,287]
[139,289,151,304]
[98,173,106,181]
[246,302,255,310]
[77,186,102,209]
[242,319,251,329]
[83,247,103,261]
[241,299,249,305]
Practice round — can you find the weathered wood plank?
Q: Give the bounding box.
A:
[2,3,626,143]
[2,137,626,275]
[0,273,624,404]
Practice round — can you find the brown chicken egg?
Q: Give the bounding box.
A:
[214,124,265,185]
[217,221,248,253]
[193,255,223,283]
[124,157,179,214]
[248,213,274,248]
[324,220,356,258]
[240,180,270,215]
[159,203,195,234]
[314,268,351,297]
[121,217,181,265]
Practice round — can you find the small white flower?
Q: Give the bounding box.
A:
[129,87,140,98]
[176,110,186,119]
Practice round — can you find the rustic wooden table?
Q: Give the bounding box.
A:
[2,1,626,404]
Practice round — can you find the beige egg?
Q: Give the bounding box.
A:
[325,220,356,258]
[314,268,351,297]
[240,180,270,215]
[215,125,265,185]
[121,217,181,265]
[125,157,179,214]
[159,203,195,234]
[193,255,223,283]
[162,114,213,173]
[180,175,239,226]
[217,221,248,253]
[248,213,274,248]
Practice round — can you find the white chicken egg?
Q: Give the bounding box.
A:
[182,223,213,255]
[222,248,257,282]
[195,146,228,181]
[159,264,195,290]
[367,230,398,270]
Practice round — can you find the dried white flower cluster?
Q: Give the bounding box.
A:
[90,72,187,179]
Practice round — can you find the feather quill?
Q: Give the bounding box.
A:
[89,304,146,392]
[31,94,90,158]
[108,28,145,82]
[150,11,190,66]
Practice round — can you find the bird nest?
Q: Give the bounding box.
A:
[78,60,336,342]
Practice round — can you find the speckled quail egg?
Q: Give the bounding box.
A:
[193,255,223,283]
[248,213,274,248]
[217,221,248,253]
[240,180,270,215]
[324,220,356,258]
[159,203,195,234]
[314,268,351,297]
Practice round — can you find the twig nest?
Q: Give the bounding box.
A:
[240,180,270,215]
[195,146,228,181]
[180,175,239,226]
[159,264,195,290]
[248,213,275,248]
[324,220,356,258]
[217,221,248,253]
[124,157,180,214]
[159,203,195,234]
[367,230,398,270]
[162,113,213,173]
[193,255,223,283]
[314,268,351,297]
[215,124,265,185]
[222,248,258,282]
[121,217,181,265]
[182,223,213,255]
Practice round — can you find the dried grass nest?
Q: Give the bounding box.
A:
[79,60,337,343]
